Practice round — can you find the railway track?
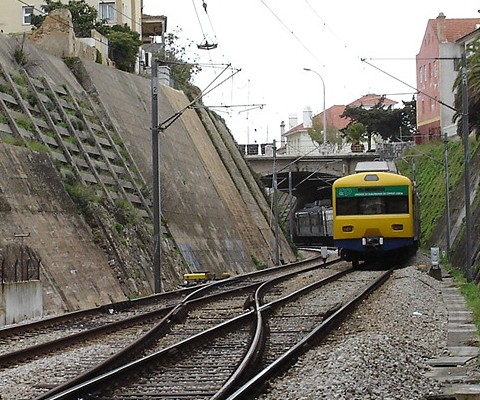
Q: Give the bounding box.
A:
[29,266,392,400]
[0,253,327,362]
[0,255,340,399]
[227,268,393,399]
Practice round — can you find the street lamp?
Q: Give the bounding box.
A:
[303,67,327,149]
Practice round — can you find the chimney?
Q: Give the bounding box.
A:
[436,12,447,43]
[289,114,298,129]
[303,106,312,128]
[280,120,285,135]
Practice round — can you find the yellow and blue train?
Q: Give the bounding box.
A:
[332,165,420,267]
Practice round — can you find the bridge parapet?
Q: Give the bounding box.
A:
[246,152,380,178]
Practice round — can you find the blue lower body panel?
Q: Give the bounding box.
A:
[334,238,415,253]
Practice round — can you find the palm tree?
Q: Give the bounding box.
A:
[342,122,367,151]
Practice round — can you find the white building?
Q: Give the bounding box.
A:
[0,0,142,35]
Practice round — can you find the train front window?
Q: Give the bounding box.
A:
[336,195,409,215]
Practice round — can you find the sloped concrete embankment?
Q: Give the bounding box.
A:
[0,144,127,315]
[77,60,296,273]
[0,32,295,315]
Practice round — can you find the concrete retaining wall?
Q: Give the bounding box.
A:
[0,32,296,317]
[0,280,42,326]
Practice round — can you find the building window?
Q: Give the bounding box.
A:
[99,1,116,23]
[433,60,438,78]
[22,6,34,25]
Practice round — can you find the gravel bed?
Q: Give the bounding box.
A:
[258,262,451,400]
[0,257,470,399]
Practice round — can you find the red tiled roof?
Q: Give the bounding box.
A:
[429,15,480,43]
[348,93,396,108]
[282,94,397,136]
[282,122,306,137]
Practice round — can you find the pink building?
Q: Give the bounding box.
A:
[416,13,480,143]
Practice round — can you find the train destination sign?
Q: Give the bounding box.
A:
[335,185,409,198]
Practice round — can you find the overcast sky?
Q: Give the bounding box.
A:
[143,1,478,144]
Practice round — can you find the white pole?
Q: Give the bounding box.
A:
[303,68,327,147]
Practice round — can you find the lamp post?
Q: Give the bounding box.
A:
[303,68,327,149]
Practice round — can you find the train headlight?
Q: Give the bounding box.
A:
[342,225,353,232]
[392,224,403,231]
[362,236,384,246]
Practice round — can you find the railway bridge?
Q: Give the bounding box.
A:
[246,152,380,203]
[246,151,381,246]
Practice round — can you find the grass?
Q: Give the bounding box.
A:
[398,139,480,335]
[447,265,480,334]
[397,139,478,247]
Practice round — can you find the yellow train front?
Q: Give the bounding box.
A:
[332,170,420,267]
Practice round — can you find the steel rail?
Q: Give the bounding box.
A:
[34,257,340,399]
[226,268,394,399]
[35,259,343,399]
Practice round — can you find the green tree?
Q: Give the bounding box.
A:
[342,122,367,144]
[97,24,142,72]
[453,39,480,138]
[154,30,201,91]
[31,0,141,72]
[307,121,341,147]
[341,97,416,150]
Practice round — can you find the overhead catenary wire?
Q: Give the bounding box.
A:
[191,0,217,50]
[202,0,219,45]
[361,58,457,112]
[187,0,243,120]
[259,0,325,68]
[159,64,241,131]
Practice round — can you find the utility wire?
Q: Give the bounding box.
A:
[159,64,241,130]
[259,0,325,67]
[304,0,348,52]
[191,0,208,42]
[202,0,219,45]
[361,58,457,112]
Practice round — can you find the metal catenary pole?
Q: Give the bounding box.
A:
[461,51,472,280]
[272,139,280,265]
[151,59,162,293]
